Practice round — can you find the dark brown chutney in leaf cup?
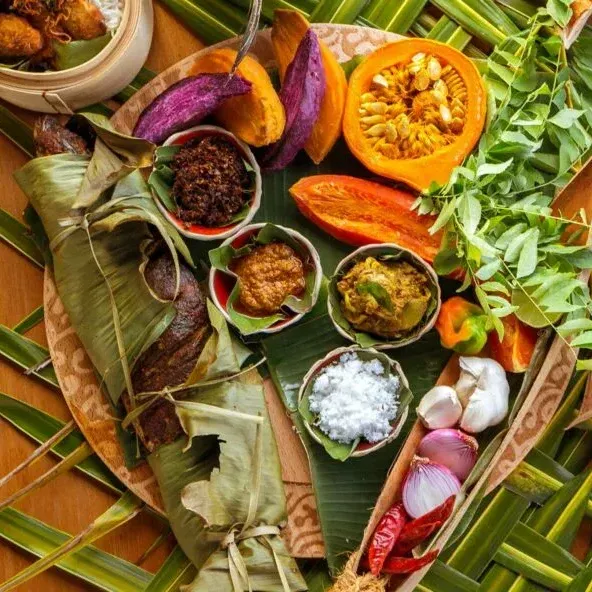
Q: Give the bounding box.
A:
[148,125,261,241]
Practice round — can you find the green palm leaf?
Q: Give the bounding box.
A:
[0,326,57,387]
[145,546,197,591]
[12,306,44,334]
[0,491,143,591]
[0,105,34,157]
[0,506,152,592]
[0,209,44,267]
[0,391,122,492]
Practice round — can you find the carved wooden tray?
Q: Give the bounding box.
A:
[44,23,404,560]
[44,22,591,566]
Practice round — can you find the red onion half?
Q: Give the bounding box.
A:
[402,456,461,519]
[418,429,478,482]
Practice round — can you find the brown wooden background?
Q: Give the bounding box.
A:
[0,6,590,590]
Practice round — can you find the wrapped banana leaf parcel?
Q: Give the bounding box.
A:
[14,114,306,592]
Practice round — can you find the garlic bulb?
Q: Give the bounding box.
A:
[456,357,509,433]
[417,385,463,429]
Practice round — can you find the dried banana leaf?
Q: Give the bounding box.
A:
[149,381,306,590]
[14,155,189,405]
[148,306,305,590]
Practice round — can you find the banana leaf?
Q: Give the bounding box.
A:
[14,155,189,406]
[147,306,305,590]
[53,34,113,71]
[114,67,157,104]
[0,506,151,592]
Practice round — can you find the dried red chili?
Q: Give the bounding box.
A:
[367,502,408,576]
[392,495,455,555]
[411,495,455,527]
[381,549,439,574]
[393,520,442,555]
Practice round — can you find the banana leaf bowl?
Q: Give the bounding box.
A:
[298,346,412,460]
[328,243,442,349]
[208,222,323,335]
[149,124,262,241]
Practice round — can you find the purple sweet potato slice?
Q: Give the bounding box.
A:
[262,29,325,171]
[133,73,252,144]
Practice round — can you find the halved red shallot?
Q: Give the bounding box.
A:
[402,456,461,519]
[417,428,478,482]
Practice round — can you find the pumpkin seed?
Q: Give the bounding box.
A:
[360,114,386,125]
[365,123,387,137]
[385,121,398,143]
[371,74,389,89]
[414,70,430,91]
[365,102,388,115]
[427,57,442,80]
[440,104,452,124]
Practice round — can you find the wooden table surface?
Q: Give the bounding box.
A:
[0,8,590,590]
[0,6,203,590]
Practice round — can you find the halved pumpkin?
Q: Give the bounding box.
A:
[189,48,285,147]
[343,38,486,191]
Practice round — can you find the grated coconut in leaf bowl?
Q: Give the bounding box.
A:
[309,352,400,444]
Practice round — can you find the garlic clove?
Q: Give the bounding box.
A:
[416,385,463,429]
[457,357,510,433]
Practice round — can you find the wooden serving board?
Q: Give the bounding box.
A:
[44,23,405,560]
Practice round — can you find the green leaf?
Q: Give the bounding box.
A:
[419,560,479,592]
[145,546,197,592]
[476,158,513,176]
[549,109,585,129]
[444,488,530,580]
[53,34,113,70]
[0,506,151,592]
[0,208,44,267]
[12,306,44,335]
[0,392,122,492]
[516,228,539,278]
[0,491,144,591]
[0,325,58,387]
[0,104,34,157]
[355,281,394,311]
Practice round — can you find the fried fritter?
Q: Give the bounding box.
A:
[62,0,106,40]
[0,13,43,58]
[34,115,90,156]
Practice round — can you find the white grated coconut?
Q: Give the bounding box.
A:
[308,352,400,444]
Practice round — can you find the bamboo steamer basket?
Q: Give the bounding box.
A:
[0,0,153,113]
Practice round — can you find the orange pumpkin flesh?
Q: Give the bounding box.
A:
[343,39,487,191]
[272,9,347,164]
[488,314,538,373]
[189,48,285,147]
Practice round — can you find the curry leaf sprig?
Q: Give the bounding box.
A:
[416,7,592,368]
